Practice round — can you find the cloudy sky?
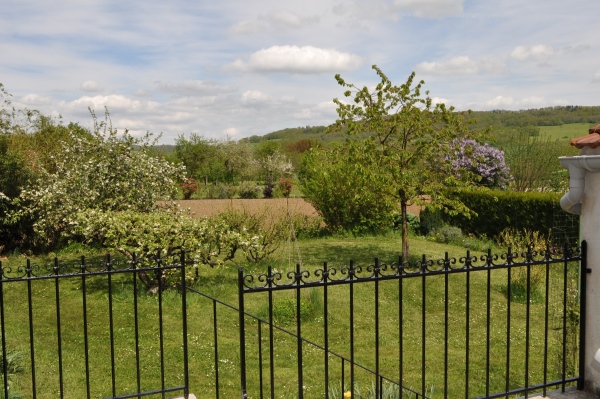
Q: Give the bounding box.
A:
[2,0,599,143]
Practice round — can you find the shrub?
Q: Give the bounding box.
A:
[448,139,512,189]
[16,111,185,250]
[429,225,463,244]
[181,177,199,200]
[206,183,236,199]
[497,228,549,303]
[238,181,261,199]
[427,189,573,241]
[392,212,420,234]
[70,207,261,292]
[215,207,288,264]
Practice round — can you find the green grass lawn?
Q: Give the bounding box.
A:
[538,123,594,141]
[1,235,579,399]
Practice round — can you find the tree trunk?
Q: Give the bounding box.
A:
[401,199,409,260]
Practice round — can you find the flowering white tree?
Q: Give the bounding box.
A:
[17,109,186,249]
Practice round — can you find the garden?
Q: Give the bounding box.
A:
[0,68,591,398]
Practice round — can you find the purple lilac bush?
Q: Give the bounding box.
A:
[450,139,512,189]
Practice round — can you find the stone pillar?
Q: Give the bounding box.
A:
[561,125,600,395]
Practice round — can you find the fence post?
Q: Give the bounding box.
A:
[238,267,248,399]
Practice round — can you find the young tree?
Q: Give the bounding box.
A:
[331,65,476,258]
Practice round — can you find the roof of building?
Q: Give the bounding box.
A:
[570,124,600,149]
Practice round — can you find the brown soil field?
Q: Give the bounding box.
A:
[177,198,320,219]
[176,198,422,218]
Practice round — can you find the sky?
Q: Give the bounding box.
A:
[1,0,599,144]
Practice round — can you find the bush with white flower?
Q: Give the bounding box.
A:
[17,109,186,250]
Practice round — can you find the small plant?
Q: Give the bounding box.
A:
[329,381,432,399]
[0,346,25,399]
[497,228,549,303]
[429,225,463,244]
[181,177,199,200]
[278,177,293,198]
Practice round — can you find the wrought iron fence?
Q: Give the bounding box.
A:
[239,241,587,399]
[0,252,189,399]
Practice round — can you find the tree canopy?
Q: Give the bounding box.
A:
[326,65,478,258]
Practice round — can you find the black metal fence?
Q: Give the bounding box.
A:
[0,241,587,399]
[0,252,189,399]
[239,241,587,399]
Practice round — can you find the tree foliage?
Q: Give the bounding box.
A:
[175,133,255,185]
[329,65,476,257]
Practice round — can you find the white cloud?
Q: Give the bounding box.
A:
[223,127,240,136]
[225,45,363,74]
[19,93,54,106]
[510,45,555,62]
[156,80,235,97]
[259,10,319,30]
[80,80,102,93]
[480,95,567,110]
[241,90,270,106]
[415,56,479,76]
[593,71,600,84]
[230,10,319,34]
[393,0,463,18]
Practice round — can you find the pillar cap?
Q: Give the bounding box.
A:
[570,124,600,148]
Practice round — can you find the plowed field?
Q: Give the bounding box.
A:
[176,198,422,218]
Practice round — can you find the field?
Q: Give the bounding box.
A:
[176,198,424,218]
[538,123,594,141]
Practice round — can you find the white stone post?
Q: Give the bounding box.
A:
[560,133,600,396]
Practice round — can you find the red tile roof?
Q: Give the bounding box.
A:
[570,124,600,149]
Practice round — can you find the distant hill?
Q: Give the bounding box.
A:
[241,106,600,146]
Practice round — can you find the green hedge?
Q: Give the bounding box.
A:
[421,190,578,239]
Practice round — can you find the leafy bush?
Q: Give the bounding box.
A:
[392,212,419,233]
[206,184,236,199]
[278,177,293,198]
[215,207,289,264]
[429,225,463,244]
[70,207,260,292]
[181,177,199,200]
[238,182,262,199]
[299,144,396,235]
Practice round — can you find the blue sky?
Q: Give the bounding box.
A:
[1,0,599,143]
